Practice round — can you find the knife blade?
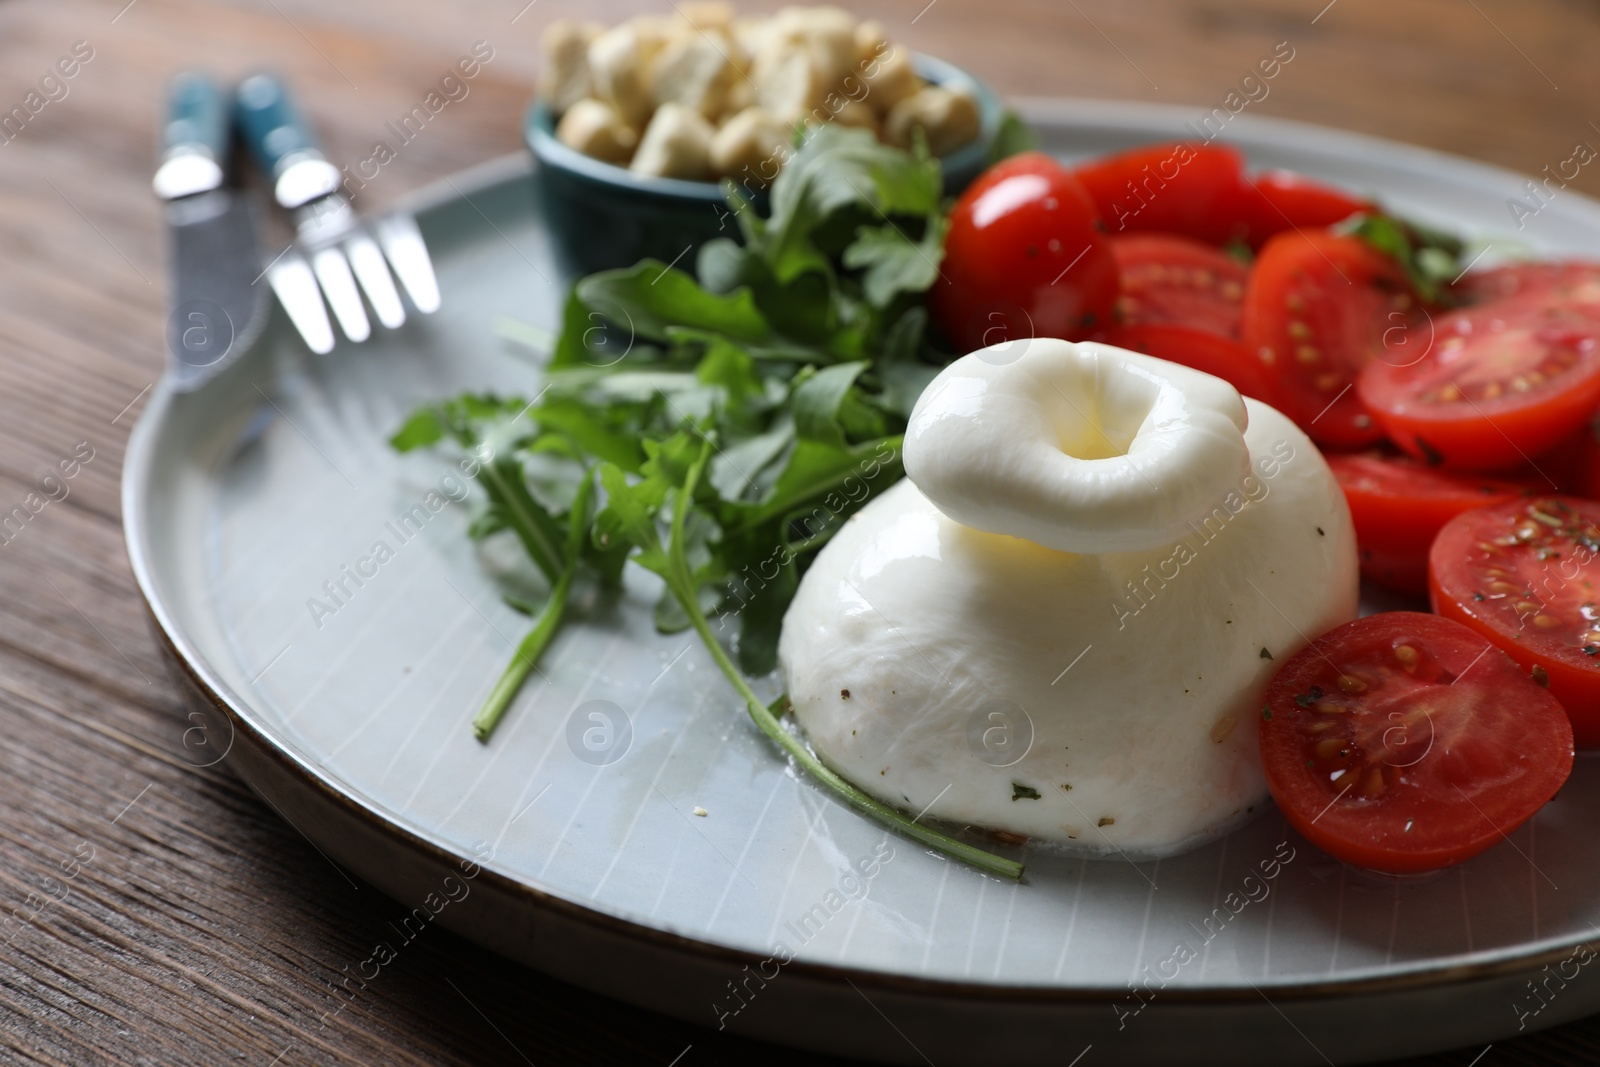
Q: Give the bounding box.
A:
[155,71,266,392]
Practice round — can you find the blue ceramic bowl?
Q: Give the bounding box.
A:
[525,53,1003,279]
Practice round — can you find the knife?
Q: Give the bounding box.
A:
[234,73,440,356]
[153,72,266,392]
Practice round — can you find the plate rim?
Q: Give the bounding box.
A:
[122,97,1600,1007]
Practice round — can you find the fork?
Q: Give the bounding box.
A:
[234,73,440,355]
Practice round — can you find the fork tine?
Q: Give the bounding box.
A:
[374,214,441,314]
[309,246,370,343]
[345,231,405,330]
[267,249,335,355]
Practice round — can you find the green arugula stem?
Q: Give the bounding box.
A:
[473,562,576,742]
[473,471,595,742]
[478,456,565,584]
[669,442,1024,881]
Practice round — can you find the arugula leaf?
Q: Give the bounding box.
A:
[708,417,795,502]
[1339,212,1465,306]
[732,556,796,676]
[594,458,670,577]
[878,357,941,420]
[866,149,943,218]
[760,124,943,286]
[842,215,948,309]
[390,407,447,452]
[533,394,647,473]
[388,393,529,451]
[577,261,771,343]
[730,437,902,533]
[696,236,761,295]
[987,110,1038,165]
[792,362,870,445]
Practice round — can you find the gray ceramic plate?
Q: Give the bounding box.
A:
[124,100,1600,1066]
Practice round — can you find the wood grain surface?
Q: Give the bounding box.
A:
[2,0,1598,1063]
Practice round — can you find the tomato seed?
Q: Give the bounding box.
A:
[1393,644,1420,668]
[1336,674,1367,694]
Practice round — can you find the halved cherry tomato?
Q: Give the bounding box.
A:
[1357,295,1600,470]
[932,152,1119,355]
[1071,142,1248,245]
[1241,231,1416,448]
[1356,546,1436,596]
[1096,324,1281,408]
[1454,262,1600,307]
[1327,452,1533,593]
[1230,170,1372,249]
[1524,423,1591,496]
[1260,611,1572,874]
[1430,495,1600,746]
[1566,419,1600,500]
[1110,234,1248,337]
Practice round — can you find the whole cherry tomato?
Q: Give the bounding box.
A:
[931,152,1119,355]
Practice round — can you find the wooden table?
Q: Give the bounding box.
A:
[2,0,1597,1063]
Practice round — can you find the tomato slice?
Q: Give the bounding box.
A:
[1357,294,1600,470]
[1230,170,1372,249]
[1430,495,1600,746]
[1327,452,1533,593]
[932,152,1119,354]
[1096,324,1281,407]
[1240,231,1415,448]
[1071,142,1248,245]
[1110,234,1247,337]
[1260,611,1572,874]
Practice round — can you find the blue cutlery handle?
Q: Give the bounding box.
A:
[234,72,324,178]
[164,71,229,164]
